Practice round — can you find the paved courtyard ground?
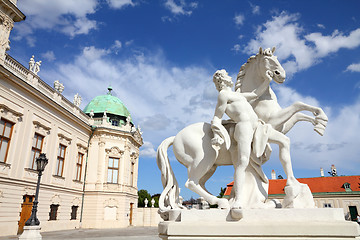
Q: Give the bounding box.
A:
[0,227,160,240]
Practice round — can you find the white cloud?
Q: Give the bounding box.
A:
[273,84,320,108]
[305,28,360,57]
[234,14,245,26]
[40,45,214,150]
[317,23,325,29]
[111,40,122,54]
[164,0,198,16]
[345,62,360,72]
[41,51,56,62]
[231,44,241,53]
[61,17,97,37]
[107,0,135,9]
[242,12,360,77]
[140,114,171,131]
[244,12,314,75]
[161,16,173,22]
[15,0,99,43]
[114,40,122,48]
[140,141,157,158]
[125,40,134,46]
[250,3,260,15]
[82,46,110,60]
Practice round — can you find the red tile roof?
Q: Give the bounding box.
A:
[224,175,360,196]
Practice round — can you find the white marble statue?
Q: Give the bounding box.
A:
[156,47,327,221]
[54,80,60,90]
[89,109,94,118]
[34,60,41,75]
[151,198,155,208]
[58,83,64,93]
[144,198,149,207]
[126,115,131,126]
[137,125,143,135]
[54,80,65,93]
[29,55,35,72]
[73,93,82,107]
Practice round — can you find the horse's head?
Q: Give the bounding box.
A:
[236,47,286,92]
[258,47,286,84]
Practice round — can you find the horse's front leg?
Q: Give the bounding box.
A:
[268,102,328,135]
[281,112,315,134]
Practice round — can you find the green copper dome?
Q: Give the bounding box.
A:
[83,87,131,118]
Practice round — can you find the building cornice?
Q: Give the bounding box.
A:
[94,126,143,147]
[0,0,26,22]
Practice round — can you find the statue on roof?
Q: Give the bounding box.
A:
[34,60,41,75]
[73,93,82,107]
[126,115,131,126]
[54,80,64,93]
[29,55,35,72]
[28,55,42,75]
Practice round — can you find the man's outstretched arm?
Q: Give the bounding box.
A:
[239,77,271,101]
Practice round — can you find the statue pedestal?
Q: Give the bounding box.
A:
[18,226,42,240]
[158,208,360,240]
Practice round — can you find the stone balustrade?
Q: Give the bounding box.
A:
[3,53,89,124]
[4,54,29,79]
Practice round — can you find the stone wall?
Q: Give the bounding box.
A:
[135,207,161,227]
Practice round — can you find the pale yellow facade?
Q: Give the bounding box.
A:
[0,0,144,236]
[268,192,360,221]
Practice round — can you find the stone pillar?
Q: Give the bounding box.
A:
[96,141,106,188]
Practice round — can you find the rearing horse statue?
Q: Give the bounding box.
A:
[156,47,328,220]
[236,48,328,135]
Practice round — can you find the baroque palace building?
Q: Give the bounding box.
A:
[0,0,143,236]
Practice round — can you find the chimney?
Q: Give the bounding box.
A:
[320,167,324,177]
[271,170,276,180]
[331,164,337,176]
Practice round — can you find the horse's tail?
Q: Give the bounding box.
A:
[156,136,183,220]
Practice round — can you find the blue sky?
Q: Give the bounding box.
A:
[9,0,360,200]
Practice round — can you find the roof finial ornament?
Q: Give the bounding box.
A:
[107,85,113,95]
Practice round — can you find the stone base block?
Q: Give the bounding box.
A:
[18,226,42,240]
[158,208,360,240]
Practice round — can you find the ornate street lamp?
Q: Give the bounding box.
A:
[25,153,48,226]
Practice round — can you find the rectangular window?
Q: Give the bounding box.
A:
[55,144,66,176]
[130,162,135,186]
[0,119,14,163]
[49,204,59,220]
[107,157,119,183]
[75,152,84,181]
[111,120,119,126]
[70,206,78,220]
[29,133,44,169]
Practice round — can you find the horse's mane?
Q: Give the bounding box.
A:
[235,48,274,92]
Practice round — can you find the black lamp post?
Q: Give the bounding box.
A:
[25,153,48,226]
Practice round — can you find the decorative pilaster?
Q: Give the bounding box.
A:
[0,0,25,62]
[0,11,13,61]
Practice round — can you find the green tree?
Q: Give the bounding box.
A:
[217,187,226,198]
[138,189,151,207]
[210,187,227,208]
